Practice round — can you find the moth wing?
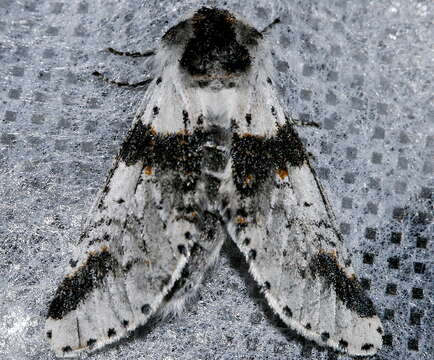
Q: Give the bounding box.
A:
[45,79,205,357]
[227,72,383,356]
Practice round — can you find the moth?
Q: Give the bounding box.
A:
[45,7,383,358]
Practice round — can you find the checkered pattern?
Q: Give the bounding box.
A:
[0,1,431,359]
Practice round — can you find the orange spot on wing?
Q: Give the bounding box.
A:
[236,216,248,224]
[149,126,157,135]
[144,166,153,175]
[277,169,289,179]
[243,174,254,185]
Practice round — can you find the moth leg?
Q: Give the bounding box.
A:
[261,18,281,34]
[284,113,321,128]
[92,71,153,88]
[106,47,156,58]
[160,211,225,316]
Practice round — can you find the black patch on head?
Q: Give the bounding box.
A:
[184,231,192,239]
[305,323,311,330]
[309,252,377,318]
[153,106,159,115]
[243,237,251,246]
[107,328,116,337]
[197,114,204,125]
[87,338,96,347]
[361,343,374,351]
[267,77,272,85]
[179,7,254,76]
[377,327,383,334]
[62,346,72,353]
[116,198,125,204]
[231,121,306,197]
[141,304,151,315]
[248,249,257,260]
[122,320,129,327]
[283,306,292,318]
[321,332,330,342]
[156,77,162,85]
[271,106,277,118]
[46,331,52,339]
[339,339,348,348]
[162,20,190,44]
[47,250,118,320]
[263,281,271,290]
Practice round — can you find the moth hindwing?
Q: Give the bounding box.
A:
[46,6,383,358]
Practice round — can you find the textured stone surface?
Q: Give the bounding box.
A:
[0,1,432,359]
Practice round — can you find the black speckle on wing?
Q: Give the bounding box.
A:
[309,252,377,318]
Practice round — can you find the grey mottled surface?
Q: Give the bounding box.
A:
[0,0,432,359]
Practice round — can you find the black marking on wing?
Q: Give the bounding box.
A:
[309,252,377,317]
[231,121,306,197]
[361,343,374,351]
[119,122,230,193]
[47,249,118,320]
[86,338,96,347]
[141,304,151,314]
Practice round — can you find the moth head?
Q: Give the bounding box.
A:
[162,7,263,79]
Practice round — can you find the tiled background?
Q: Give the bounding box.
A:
[0,1,432,359]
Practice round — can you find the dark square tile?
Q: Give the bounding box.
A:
[344,172,355,184]
[345,147,357,160]
[412,288,423,299]
[416,236,427,248]
[383,309,394,320]
[360,278,370,290]
[341,197,352,209]
[365,228,377,240]
[4,110,16,122]
[413,262,425,274]
[382,334,392,347]
[366,202,378,214]
[407,338,418,351]
[385,283,397,295]
[387,257,400,269]
[409,308,422,325]
[391,232,402,244]
[393,207,405,221]
[371,152,382,164]
[363,253,375,265]
[340,223,350,235]
[373,126,385,139]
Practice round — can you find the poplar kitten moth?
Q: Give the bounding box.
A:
[45,7,383,358]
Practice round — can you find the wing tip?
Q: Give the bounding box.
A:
[263,292,383,356]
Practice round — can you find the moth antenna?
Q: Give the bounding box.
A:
[106,47,156,58]
[92,71,153,88]
[261,18,281,34]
